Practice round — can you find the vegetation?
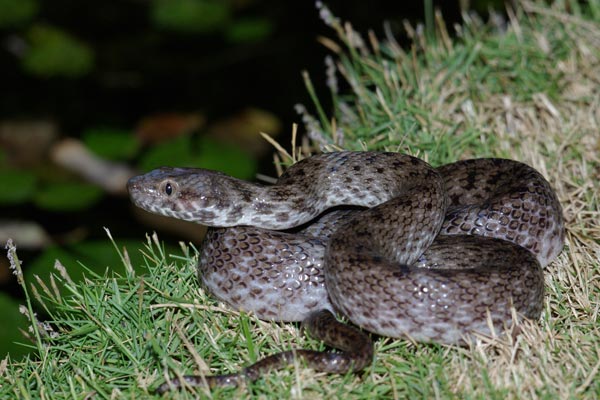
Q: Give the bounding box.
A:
[2,1,599,398]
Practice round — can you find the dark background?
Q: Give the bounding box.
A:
[1,1,468,135]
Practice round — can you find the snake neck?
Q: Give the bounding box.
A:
[126,152,446,230]
[126,166,316,228]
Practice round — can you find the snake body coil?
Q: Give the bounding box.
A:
[127,152,564,392]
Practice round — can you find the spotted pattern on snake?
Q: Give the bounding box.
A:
[127,151,564,393]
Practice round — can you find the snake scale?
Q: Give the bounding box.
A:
[127,151,565,393]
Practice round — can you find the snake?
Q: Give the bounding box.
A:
[127,151,565,393]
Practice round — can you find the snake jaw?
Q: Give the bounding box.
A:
[126,174,158,210]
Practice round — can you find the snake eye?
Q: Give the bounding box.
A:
[164,182,173,196]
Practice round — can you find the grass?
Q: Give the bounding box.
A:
[2,0,599,398]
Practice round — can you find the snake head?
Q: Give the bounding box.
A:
[127,167,234,225]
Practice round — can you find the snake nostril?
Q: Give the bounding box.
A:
[126,178,136,193]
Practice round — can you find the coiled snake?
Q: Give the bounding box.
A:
[127,152,564,392]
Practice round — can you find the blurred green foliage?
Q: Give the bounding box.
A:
[194,136,257,178]
[150,0,273,42]
[138,136,196,170]
[0,0,38,27]
[0,170,37,204]
[82,128,140,161]
[5,0,274,79]
[139,135,257,179]
[22,25,94,78]
[225,17,273,43]
[151,0,230,33]
[33,182,103,212]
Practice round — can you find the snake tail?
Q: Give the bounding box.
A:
[154,310,373,394]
